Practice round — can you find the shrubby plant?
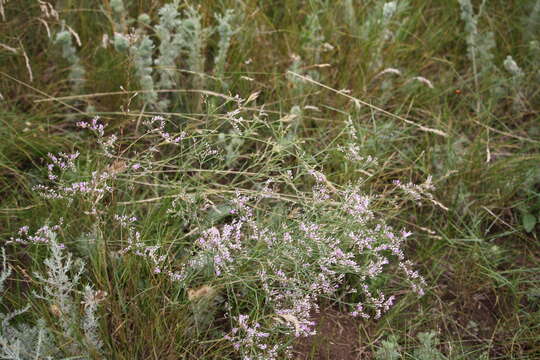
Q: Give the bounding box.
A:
[301,9,325,67]
[110,0,128,33]
[457,0,516,111]
[54,25,85,94]
[343,0,356,30]
[458,0,496,80]
[458,0,538,113]
[15,97,428,358]
[374,332,446,360]
[374,335,401,360]
[338,1,412,105]
[524,0,540,42]
[359,0,409,73]
[214,9,240,83]
[413,331,446,360]
[503,55,526,111]
[127,29,158,106]
[0,248,54,360]
[110,0,241,111]
[286,1,334,98]
[154,1,185,108]
[1,232,104,359]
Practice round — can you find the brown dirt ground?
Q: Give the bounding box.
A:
[293,307,371,360]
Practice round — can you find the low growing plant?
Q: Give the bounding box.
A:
[5,96,431,358]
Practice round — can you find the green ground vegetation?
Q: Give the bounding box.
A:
[0,0,539,359]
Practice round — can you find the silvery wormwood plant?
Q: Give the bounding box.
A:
[0,248,55,360]
[54,24,85,95]
[111,0,241,111]
[2,231,105,359]
[360,1,410,73]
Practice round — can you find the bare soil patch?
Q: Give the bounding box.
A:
[294,307,370,360]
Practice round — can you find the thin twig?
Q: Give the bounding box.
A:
[33,89,237,103]
[287,71,448,137]
[0,71,82,113]
[19,41,33,82]
[472,118,540,144]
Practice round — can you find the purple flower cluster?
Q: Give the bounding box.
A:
[77,117,118,157]
[46,152,79,181]
[9,222,63,246]
[338,143,378,166]
[218,179,426,358]
[33,167,113,203]
[195,220,243,276]
[77,117,104,137]
[116,215,166,274]
[307,169,331,203]
[224,314,280,360]
[38,149,422,360]
[143,116,186,144]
